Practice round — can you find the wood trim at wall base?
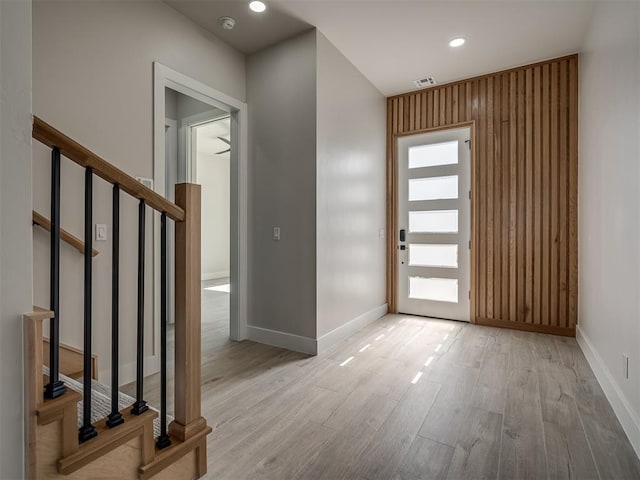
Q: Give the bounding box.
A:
[576,326,640,460]
[317,304,388,354]
[246,325,317,355]
[476,317,575,337]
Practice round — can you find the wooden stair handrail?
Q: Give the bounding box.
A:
[28,116,211,476]
[32,116,185,222]
[32,210,99,257]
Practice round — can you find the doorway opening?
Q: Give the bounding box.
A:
[193,115,232,346]
[164,88,232,347]
[153,63,248,356]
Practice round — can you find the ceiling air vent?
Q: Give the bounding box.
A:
[413,76,437,88]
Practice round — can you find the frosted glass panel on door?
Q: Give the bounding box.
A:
[409,175,458,201]
[409,210,458,233]
[408,141,458,169]
[409,244,458,268]
[409,277,458,303]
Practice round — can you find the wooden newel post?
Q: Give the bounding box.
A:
[170,183,206,441]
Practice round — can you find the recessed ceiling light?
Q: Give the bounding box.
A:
[449,38,465,48]
[249,1,266,12]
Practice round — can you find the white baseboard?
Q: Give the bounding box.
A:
[98,355,160,387]
[246,325,317,355]
[201,270,230,281]
[576,326,640,459]
[247,304,389,356]
[317,304,388,355]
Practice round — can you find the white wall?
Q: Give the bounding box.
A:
[246,30,387,353]
[32,1,246,383]
[315,32,387,341]
[198,149,230,280]
[0,0,33,477]
[578,1,640,456]
[247,30,318,341]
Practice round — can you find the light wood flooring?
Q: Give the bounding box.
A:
[124,285,640,480]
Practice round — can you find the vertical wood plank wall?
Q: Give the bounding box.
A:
[387,54,578,336]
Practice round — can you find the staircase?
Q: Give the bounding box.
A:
[25,117,211,479]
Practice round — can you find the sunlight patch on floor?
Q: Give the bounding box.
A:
[205,284,231,293]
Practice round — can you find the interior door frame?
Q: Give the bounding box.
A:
[181,113,231,184]
[388,120,477,322]
[153,62,248,343]
[165,118,178,325]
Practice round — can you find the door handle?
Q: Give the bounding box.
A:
[399,229,406,242]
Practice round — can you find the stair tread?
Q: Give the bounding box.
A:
[43,366,174,438]
[37,389,82,423]
[29,306,54,321]
[57,407,157,475]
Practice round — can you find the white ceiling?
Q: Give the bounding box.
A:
[166,0,596,96]
[165,0,311,54]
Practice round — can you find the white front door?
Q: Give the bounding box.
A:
[397,127,471,321]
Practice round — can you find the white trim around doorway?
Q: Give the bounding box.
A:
[153,62,248,342]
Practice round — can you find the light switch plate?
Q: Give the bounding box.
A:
[135,177,153,189]
[96,224,107,241]
[273,227,281,241]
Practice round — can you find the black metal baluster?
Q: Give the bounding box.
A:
[106,185,124,428]
[45,147,67,399]
[131,199,148,415]
[79,167,97,443]
[156,212,171,449]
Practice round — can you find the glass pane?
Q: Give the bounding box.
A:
[409,210,458,233]
[409,277,458,303]
[409,175,458,201]
[409,244,458,268]
[408,140,458,169]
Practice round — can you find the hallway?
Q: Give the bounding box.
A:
[129,311,640,479]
